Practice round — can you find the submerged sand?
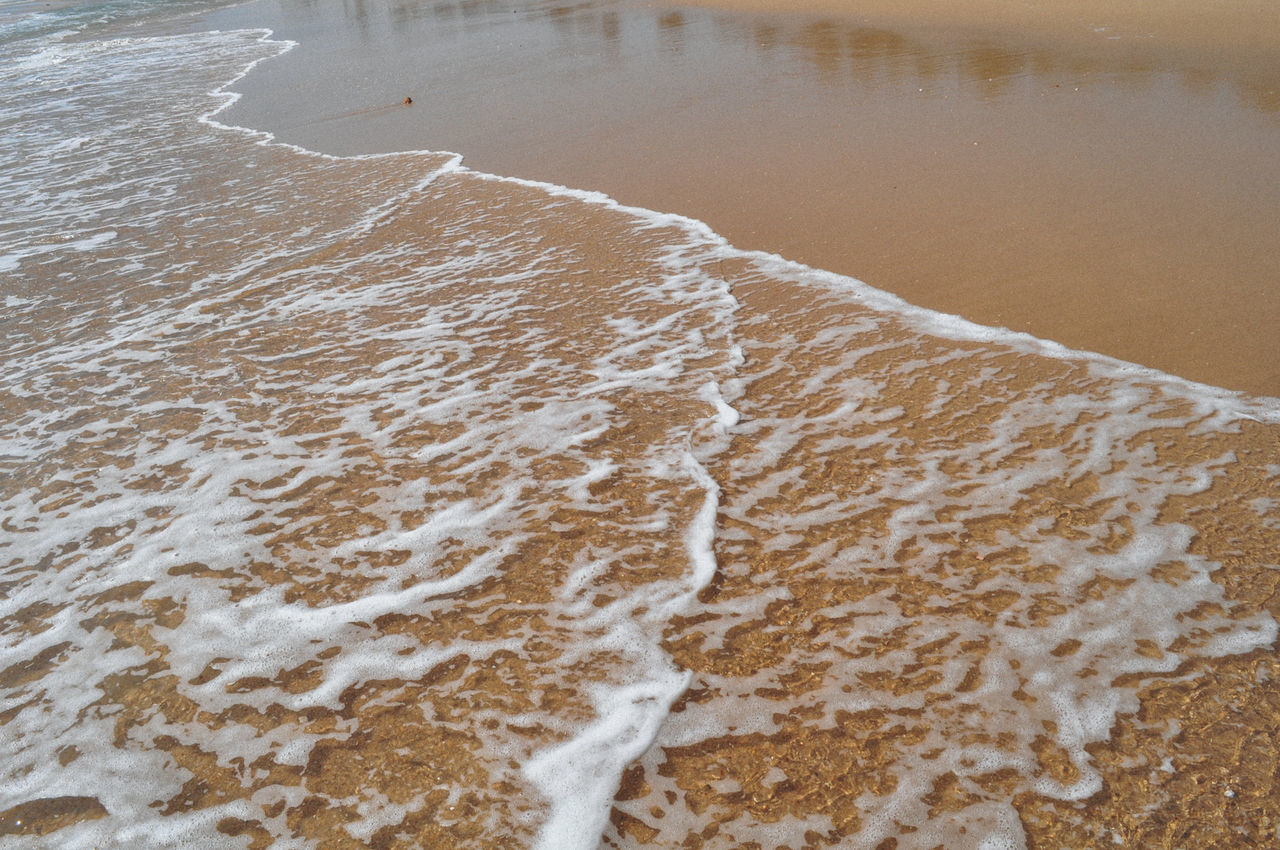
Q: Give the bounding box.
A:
[2,1,1279,848]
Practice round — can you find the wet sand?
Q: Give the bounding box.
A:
[4,4,1280,847]
[206,0,1280,398]
[691,0,1280,55]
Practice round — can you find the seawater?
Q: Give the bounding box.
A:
[2,2,1278,848]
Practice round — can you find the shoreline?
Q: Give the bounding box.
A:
[182,28,1280,412]
[205,0,1280,398]
[192,21,1280,417]
[5,7,1280,846]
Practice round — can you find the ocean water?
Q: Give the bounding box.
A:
[2,2,1279,848]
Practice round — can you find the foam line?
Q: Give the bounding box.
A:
[525,663,692,850]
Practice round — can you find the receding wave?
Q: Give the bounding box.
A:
[1,16,1277,850]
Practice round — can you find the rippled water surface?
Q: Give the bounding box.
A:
[1,2,1279,848]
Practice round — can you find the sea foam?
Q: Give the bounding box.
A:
[1,6,1277,849]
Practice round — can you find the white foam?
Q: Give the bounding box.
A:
[525,662,691,850]
[69,229,116,251]
[3,8,1277,850]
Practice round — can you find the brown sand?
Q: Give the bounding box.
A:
[208,0,1280,397]
[606,251,1280,849]
[11,151,1279,844]
[682,0,1280,57]
[6,15,1280,846]
[647,0,1280,398]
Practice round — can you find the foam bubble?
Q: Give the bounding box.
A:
[2,6,1277,849]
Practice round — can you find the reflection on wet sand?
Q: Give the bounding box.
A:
[292,0,1280,114]
[761,15,1279,113]
[211,0,1280,137]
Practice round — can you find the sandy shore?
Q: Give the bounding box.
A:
[657,0,1280,397]
[684,0,1280,57]
[208,0,1280,398]
[5,5,1280,845]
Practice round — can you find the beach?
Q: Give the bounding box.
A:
[1,0,1278,847]
[210,0,1280,398]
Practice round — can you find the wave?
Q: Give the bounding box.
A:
[1,15,1277,850]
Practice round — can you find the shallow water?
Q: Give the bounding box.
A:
[1,2,1279,848]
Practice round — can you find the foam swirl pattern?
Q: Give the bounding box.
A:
[2,9,1278,849]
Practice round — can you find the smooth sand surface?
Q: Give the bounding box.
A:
[688,0,1280,56]
[206,0,1280,397]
